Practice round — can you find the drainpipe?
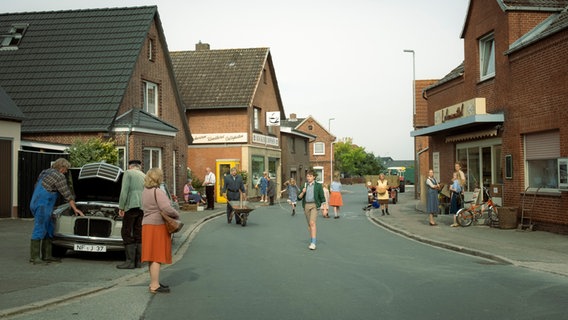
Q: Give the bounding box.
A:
[125,124,132,169]
[415,147,429,199]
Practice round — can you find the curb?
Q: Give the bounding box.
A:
[366,212,515,266]
[0,212,221,319]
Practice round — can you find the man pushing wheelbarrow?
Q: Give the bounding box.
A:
[222,167,254,226]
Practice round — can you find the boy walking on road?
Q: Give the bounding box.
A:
[297,170,325,250]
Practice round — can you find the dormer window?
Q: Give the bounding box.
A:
[479,33,495,81]
[0,24,28,49]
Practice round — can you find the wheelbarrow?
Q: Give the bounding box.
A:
[228,200,255,227]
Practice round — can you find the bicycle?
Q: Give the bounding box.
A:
[456,187,499,227]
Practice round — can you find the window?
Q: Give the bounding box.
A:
[304,140,308,155]
[1,24,28,48]
[525,131,560,189]
[313,167,324,183]
[313,142,325,155]
[117,147,126,170]
[268,158,278,184]
[457,139,501,192]
[148,38,155,61]
[479,33,495,80]
[143,148,161,171]
[291,137,296,154]
[253,107,260,131]
[143,81,158,115]
[251,155,265,186]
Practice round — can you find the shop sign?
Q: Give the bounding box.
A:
[434,98,486,125]
[253,133,279,146]
[191,133,248,144]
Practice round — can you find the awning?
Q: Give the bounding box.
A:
[445,128,498,143]
[410,113,504,137]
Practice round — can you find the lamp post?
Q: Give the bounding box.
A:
[328,118,335,183]
[403,49,415,115]
[403,49,418,199]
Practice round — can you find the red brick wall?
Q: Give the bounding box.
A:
[424,0,568,233]
[296,117,335,183]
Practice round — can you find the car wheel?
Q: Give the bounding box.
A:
[52,245,67,257]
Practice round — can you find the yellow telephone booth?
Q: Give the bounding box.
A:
[216,159,240,204]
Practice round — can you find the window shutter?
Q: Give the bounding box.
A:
[525,131,560,160]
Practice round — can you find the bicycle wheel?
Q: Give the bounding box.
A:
[456,208,474,227]
[488,206,499,222]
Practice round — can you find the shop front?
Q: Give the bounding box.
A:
[411,98,504,205]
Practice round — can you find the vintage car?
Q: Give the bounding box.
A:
[51,162,178,256]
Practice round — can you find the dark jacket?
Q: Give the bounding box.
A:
[297,181,325,208]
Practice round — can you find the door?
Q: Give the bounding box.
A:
[0,139,12,218]
[216,160,240,204]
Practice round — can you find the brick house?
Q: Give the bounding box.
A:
[170,44,285,202]
[280,114,316,188]
[290,115,337,184]
[0,6,192,217]
[411,0,568,233]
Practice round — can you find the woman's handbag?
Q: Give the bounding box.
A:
[154,189,184,234]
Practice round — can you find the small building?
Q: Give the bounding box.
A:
[171,44,285,201]
[286,115,336,184]
[280,114,316,187]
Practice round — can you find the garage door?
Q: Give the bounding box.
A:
[0,139,12,218]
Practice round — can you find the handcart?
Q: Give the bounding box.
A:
[229,200,255,227]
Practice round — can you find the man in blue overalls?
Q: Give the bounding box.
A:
[29,158,84,264]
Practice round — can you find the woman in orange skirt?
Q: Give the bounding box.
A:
[329,174,343,219]
[141,168,179,294]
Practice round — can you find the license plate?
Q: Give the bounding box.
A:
[74,244,107,252]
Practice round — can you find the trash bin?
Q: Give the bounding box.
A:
[498,207,518,229]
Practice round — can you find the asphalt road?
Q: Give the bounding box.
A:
[6,186,568,320]
[141,188,568,320]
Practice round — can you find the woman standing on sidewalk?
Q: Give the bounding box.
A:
[426,169,441,226]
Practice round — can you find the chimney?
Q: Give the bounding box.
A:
[290,113,297,121]
[195,41,210,51]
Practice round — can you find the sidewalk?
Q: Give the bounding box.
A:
[0,208,223,318]
[368,186,568,278]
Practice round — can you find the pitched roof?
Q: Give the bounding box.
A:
[170,47,270,110]
[0,6,157,133]
[280,118,316,140]
[114,108,178,135]
[499,0,568,10]
[423,63,464,92]
[0,85,25,121]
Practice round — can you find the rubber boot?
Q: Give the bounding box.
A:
[116,244,136,269]
[30,240,47,265]
[41,238,62,263]
[381,209,385,216]
[292,208,295,216]
[386,209,390,215]
[134,243,142,268]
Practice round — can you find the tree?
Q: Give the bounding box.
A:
[334,141,383,177]
[67,137,119,167]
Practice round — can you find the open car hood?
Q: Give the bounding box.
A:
[70,162,124,203]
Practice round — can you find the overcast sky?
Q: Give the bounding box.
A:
[4,0,469,160]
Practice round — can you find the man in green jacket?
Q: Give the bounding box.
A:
[117,160,146,269]
[297,170,326,250]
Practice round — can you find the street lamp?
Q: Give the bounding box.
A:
[328,118,335,183]
[404,49,418,199]
[403,49,415,115]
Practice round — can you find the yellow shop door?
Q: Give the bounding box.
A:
[216,160,240,203]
